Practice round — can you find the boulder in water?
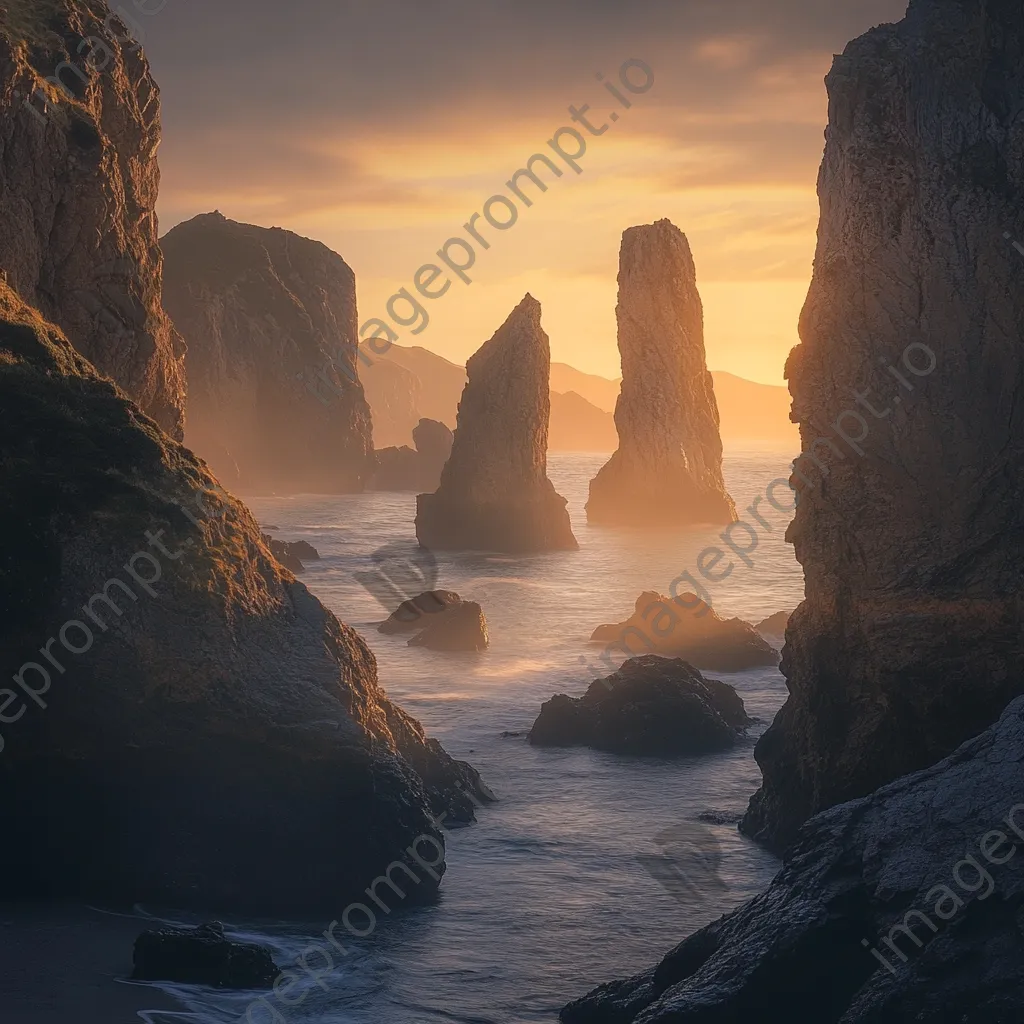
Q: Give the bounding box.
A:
[379,590,464,634]
[408,602,489,652]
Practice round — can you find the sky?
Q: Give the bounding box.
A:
[140,0,909,385]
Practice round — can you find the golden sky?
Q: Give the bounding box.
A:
[146,0,909,385]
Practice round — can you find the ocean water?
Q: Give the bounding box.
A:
[137,446,805,1024]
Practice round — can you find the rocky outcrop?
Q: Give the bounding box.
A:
[261,536,320,574]
[371,418,453,492]
[590,592,778,672]
[379,591,463,635]
[0,1,185,437]
[586,220,735,526]
[0,283,489,914]
[742,0,1024,853]
[408,602,489,652]
[530,656,749,755]
[562,695,1024,1024]
[416,296,578,552]
[162,212,373,493]
[132,923,279,989]
[754,610,791,638]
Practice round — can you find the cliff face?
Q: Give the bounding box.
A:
[162,213,374,493]
[0,0,185,437]
[742,0,1024,851]
[0,283,488,914]
[587,220,735,526]
[416,295,578,552]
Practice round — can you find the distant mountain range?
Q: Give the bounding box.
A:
[359,343,797,450]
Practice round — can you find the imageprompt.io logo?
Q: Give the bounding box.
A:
[637,822,727,904]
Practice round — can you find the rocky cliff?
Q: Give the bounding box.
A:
[0,0,185,437]
[416,296,578,552]
[162,212,373,493]
[742,0,1024,852]
[563,695,1024,1023]
[0,283,489,914]
[587,220,736,526]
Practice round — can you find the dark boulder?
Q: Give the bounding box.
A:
[408,602,489,652]
[379,591,464,634]
[261,535,319,574]
[371,418,454,492]
[132,922,279,989]
[529,656,749,756]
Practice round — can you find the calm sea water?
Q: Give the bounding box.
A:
[137,446,804,1024]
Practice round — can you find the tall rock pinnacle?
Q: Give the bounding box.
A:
[416,295,578,552]
[742,0,1024,852]
[162,213,374,494]
[586,220,736,526]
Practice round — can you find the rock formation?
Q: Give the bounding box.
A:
[586,220,736,525]
[408,602,489,652]
[754,610,791,638]
[415,296,578,552]
[742,0,1024,852]
[261,535,320,574]
[162,212,373,493]
[0,283,490,914]
[530,656,750,756]
[563,695,1024,1023]
[371,418,454,492]
[379,591,463,635]
[0,1,185,437]
[590,592,778,672]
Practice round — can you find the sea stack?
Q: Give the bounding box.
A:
[0,4,185,437]
[586,220,735,526]
[162,213,374,493]
[742,0,1024,852]
[415,296,578,552]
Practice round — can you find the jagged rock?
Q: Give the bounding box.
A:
[0,283,490,914]
[132,922,279,989]
[586,220,736,526]
[161,212,374,494]
[754,610,791,638]
[371,418,454,492]
[562,696,1024,1024]
[742,0,1024,853]
[379,591,464,635]
[261,535,319,574]
[529,655,749,755]
[408,602,489,652]
[590,592,778,672]
[415,296,578,552]
[0,2,185,437]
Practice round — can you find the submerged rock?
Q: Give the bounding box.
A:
[132,922,279,989]
[586,220,735,526]
[529,656,749,755]
[562,695,1024,1023]
[742,0,1024,853]
[0,284,490,914]
[590,592,778,672]
[372,418,454,492]
[408,602,489,652]
[0,3,185,437]
[415,296,578,552]
[162,212,374,494]
[379,591,464,635]
[754,610,791,638]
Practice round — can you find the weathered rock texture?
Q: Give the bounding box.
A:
[530,656,750,756]
[0,0,185,437]
[416,296,578,552]
[379,591,464,635]
[371,418,453,492]
[563,695,1024,1024]
[162,212,373,493]
[408,602,489,652]
[742,0,1024,853]
[590,591,778,672]
[0,284,489,914]
[587,220,735,526]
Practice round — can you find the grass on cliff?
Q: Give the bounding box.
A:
[0,0,68,47]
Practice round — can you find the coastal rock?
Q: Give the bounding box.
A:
[562,696,1024,1024]
[590,592,778,672]
[408,602,489,652]
[0,284,490,915]
[754,610,791,638]
[132,922,279,989]
[379,591,464,635]
[162,212,374,493]
[261,536,319,574]
[0,3,185,437]
[586,221,736,526]
[371,418,454,492]
[415,296,578,552]
[529,656,749,755]
[742,0,1024,852]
